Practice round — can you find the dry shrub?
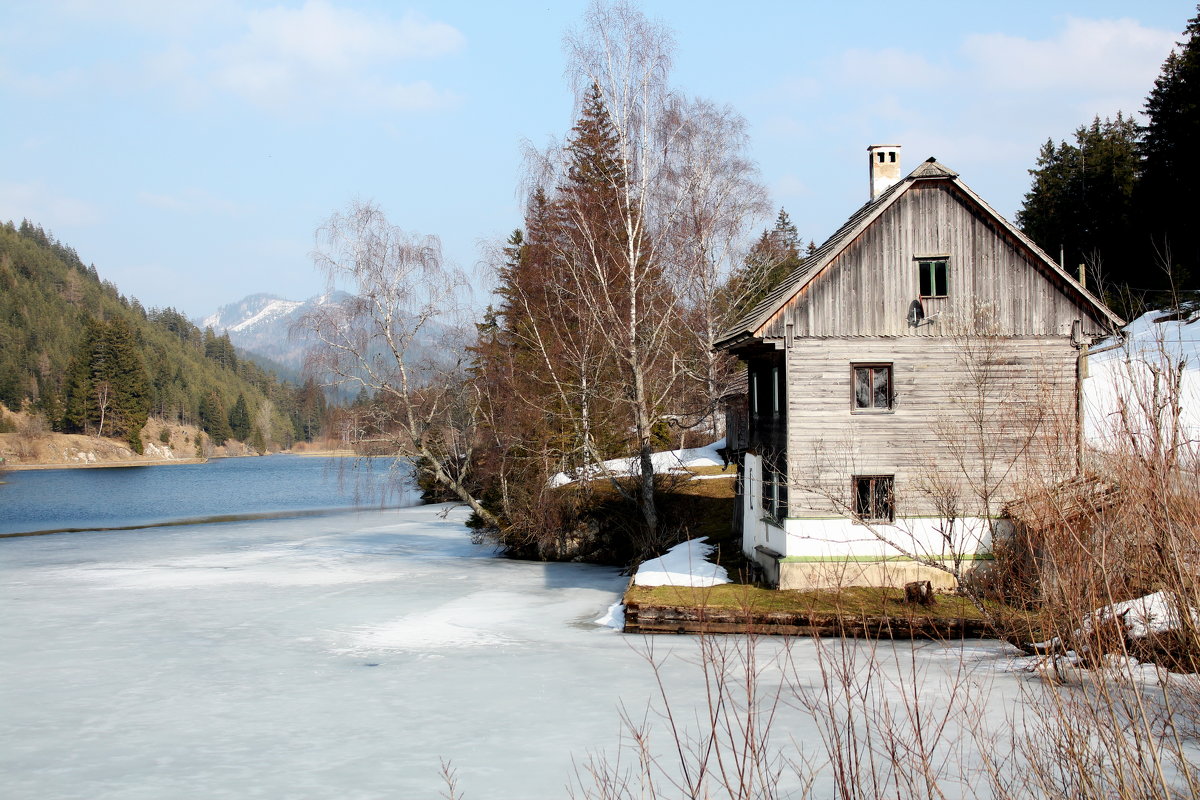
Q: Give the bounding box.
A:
[14,406,48,461]
[998,318,1200,670]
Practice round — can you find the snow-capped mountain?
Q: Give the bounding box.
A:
[198,291,452,376]
[197,292,352,371]
[201,293,305,335]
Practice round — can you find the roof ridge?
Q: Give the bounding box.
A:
[909,157,958,179]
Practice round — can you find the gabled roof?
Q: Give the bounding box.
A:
[716,157,1124,350]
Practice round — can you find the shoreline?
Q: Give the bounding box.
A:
[2,450,384,472]
[4,457,209,472]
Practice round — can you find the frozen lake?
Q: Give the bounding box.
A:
[0,503,1040,798]
[1,460,1042,798]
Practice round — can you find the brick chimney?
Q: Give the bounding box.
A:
[868,144,901,200]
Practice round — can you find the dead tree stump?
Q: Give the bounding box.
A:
[904,580,936,607]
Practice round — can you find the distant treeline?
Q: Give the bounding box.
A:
[0,220,325,451]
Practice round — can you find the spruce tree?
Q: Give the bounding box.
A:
[62,320,103,433]
[200,390,233,446]
[59,317,149,448]
[102,316,151,451]
[1016,115,1140,296]
[1137,5,1200,297]
[725,208,806,321]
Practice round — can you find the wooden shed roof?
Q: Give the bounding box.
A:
[715,157,1125,350]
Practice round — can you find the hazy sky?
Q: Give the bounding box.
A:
[0,0,1192,319]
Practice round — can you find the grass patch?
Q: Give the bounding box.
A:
[678,464,736,478]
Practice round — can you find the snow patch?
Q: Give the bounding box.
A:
[594,601,625,629]
[1002,591,1200,685]
[1080,590,1200,639]
[633,537,730,588]
[551,438,726,487]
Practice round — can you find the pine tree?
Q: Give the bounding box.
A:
[565,83,627,207]
[228,393,251,441]
[62,320,103,434]
[231,394,248,440]
[60,317,150,449]
[102,316,151,451]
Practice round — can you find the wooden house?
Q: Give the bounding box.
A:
[716,145,1123,590]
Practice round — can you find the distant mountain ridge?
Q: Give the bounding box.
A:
[197,292,352,372]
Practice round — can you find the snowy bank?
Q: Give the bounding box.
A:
[1085,309,1200,449]
[551,438,726,487]
[1003,591,1200,686]
[594,537,731,628]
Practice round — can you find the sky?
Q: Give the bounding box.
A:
[0,0,1193,320]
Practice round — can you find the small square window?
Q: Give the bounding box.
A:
[852,364,892,410]
[918,259,949,297]
[853,475,894,522]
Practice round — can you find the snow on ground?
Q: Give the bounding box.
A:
[1085,309,1200,448]
[550,437,726,487]
[1033,590,1200,646]
[633,537,731,588]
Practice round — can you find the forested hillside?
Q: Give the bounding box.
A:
[0,220,325,452]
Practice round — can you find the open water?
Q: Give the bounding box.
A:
[0,455,415,536]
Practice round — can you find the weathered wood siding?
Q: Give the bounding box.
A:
[783,336,1077,518]
[724,393,749,453]
[761,181,1108,340]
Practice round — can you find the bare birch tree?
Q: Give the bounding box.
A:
[300,200,499,527]
[660,96,770,435]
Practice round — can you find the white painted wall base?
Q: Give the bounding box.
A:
[781,516,1005,561]
[777,559,965,591]
[739,457,1009,588]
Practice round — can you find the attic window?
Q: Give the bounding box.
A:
[918,258,949,298]
[877,152,886,163]
[888,152,896,163]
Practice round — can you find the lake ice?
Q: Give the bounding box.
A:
[2,502,1048,799]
